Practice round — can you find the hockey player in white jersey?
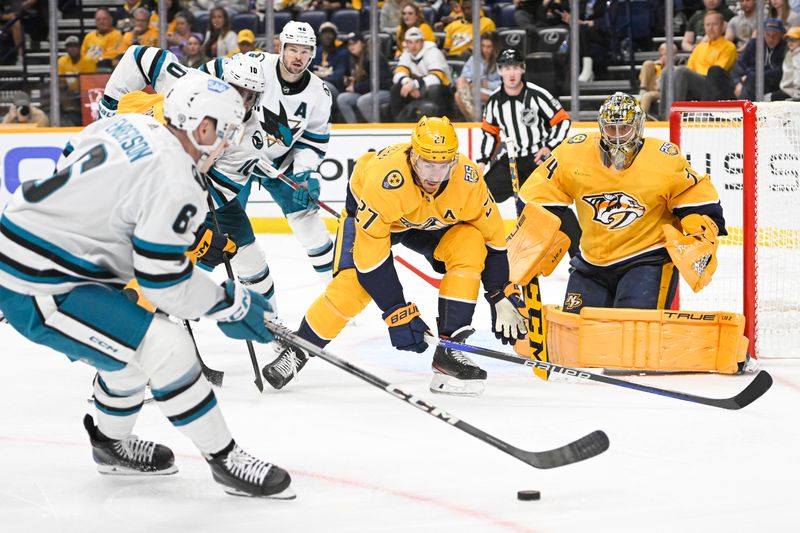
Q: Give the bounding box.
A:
[0,75,295,499]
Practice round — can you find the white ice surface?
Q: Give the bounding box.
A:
[1,234,799,533]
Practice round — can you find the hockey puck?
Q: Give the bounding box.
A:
[517,490,541,501]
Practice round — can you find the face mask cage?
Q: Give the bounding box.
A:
[598,98,644,170]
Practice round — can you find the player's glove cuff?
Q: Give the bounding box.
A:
[186,227,237,268]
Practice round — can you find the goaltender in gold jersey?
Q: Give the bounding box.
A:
[262,116,529,396]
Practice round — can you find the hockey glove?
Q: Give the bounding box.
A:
[186,227,238,268]
[485,284,528,345]
[383,302,431,353]
[207,280,274,343]
[290,171,321,210]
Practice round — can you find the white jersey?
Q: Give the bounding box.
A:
[0,114,224,319]
[99,46,333,206]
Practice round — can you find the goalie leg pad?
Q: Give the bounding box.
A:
[287,210,334,280]
[507,203,570,284]
[544,305,748,374]
[304,269,372,342]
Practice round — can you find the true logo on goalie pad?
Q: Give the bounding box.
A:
[582,191,645,230]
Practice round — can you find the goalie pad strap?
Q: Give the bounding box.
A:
[507,203,570,285]
[544,305,748,374]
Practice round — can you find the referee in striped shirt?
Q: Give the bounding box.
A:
[477,48,580,255]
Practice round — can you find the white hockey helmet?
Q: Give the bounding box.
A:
[223,53,266,111]
[163,73,246,173]
[279,21,316,70]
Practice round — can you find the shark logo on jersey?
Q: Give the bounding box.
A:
[259,102,300,147]
[582,191,645,230]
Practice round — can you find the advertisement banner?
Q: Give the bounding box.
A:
[79,73,111,126]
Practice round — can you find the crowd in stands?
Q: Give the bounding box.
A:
[2,0,800,125]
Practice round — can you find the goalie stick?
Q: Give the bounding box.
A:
[203,183,264,393]
[264,319,609,469]
[256,163,442,289]
[427,335,773,410]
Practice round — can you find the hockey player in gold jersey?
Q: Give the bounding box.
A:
[520,92,726,314]
[263,116,527,396]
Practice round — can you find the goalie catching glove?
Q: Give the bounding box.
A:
[206,280,274,343]
[507,203,571,285]
[485,284,527,345]
[662,214,719,292]
[186,226,237,268]
[383,302,432,353]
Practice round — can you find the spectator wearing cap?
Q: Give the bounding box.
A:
[227,29,262,57]
[337,32,392,123]
[180,32,208,68]
[311,21,351,106]
[121,7,160,52]
[166,10,195,60]
[395,1,436,57]
[391,26,453,121]
[443,1,496,58]
[58,36,97,126]
[706,18,788,100]
[82,7,124,69]
[773,26,800,100]
[2,92,49,127]
[681,0,735,52]
[671,11,737,101]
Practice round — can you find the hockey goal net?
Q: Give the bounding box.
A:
[670,100,800,359]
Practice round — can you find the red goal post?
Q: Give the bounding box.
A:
[669,100,800,359]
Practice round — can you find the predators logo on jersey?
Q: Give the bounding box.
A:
[583,192,645,230]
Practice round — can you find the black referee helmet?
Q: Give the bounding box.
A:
[497,48,525,68]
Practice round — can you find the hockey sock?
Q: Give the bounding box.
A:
[93,372,148,440]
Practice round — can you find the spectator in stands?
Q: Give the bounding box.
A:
[1,0,48,51]
[189,0,249,15]
[638,42,677,117]
[443,1,496,58]
[725,0,758,52]
[204,6,238,58]
[673,11,737,100]
[150,0,180,35]
[311,21,350,104]
[706,18,787,100]
[396,1,436,57]
[454,31,501,119]
[166,10,195,60]
[114,0,145,32]
[434,0,463,31]
[772,26,800,100]
[58,35,97,126]
[381,0,405,32]
[180,32,207,67]
[769,0,800,27]
[121,7,160,51]
[337,32,392,123]
[82,7,124,69]
[681,0,734,52]
[391,27,453,121]
[2,91,49,127]
[514,0,546,29]
[558,0,609,82]
[227,29,261,56]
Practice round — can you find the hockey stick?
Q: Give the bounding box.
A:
[257,164,442,289]
[184,319,224,387]
[264,319,609,469]
[427,335,773,410]
[203,191,264,392]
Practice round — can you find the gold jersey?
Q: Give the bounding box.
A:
[348,142,506,272]
[520,132,722,266]
[117,91,164,123]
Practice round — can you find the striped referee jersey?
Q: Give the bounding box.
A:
[478,82,571,164]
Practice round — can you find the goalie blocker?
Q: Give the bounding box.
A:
[544,305,749,374]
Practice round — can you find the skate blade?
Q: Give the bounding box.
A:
[429,373,485,397]
[223,485,297,500]
[97,464,178,476]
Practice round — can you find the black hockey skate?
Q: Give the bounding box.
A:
[430,326,487,396]
[206,443,295,499]
[83,414,177,475]
[262,345,309,390]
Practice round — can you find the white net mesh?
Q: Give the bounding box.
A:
[674,102,800,359]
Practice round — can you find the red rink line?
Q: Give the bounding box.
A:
[0,435,540,533]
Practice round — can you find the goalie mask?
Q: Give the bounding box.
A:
[410,116,459,193]
[598,92,645,171]
[164,74,245,173]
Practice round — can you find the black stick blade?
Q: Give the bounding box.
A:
[729,370,772,409]
[201,366,225,387]
[518,430,610,469]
